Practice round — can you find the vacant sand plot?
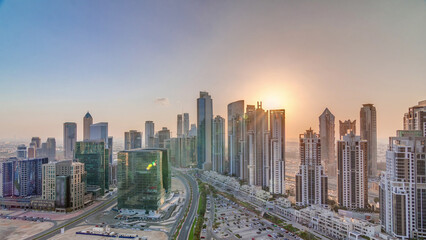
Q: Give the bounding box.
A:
[0,219,54,240]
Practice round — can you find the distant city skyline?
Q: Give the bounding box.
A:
[0,1,425,141]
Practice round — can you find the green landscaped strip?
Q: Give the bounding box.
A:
[188,217,197,240]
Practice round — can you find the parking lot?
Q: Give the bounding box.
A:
[209,195,301,240]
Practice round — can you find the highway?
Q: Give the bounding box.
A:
[177,172,199,240]
[29,195,117,240]
[168,173,191,239]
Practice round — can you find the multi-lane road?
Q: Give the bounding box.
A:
[176,171,199,240]
[29,195,117,240]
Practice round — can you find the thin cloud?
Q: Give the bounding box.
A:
[155,97,169,106]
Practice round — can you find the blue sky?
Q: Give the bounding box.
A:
[0,0,425,142]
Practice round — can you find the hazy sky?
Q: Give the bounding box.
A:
[0,0,425,143]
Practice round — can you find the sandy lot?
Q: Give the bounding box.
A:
[49,225,168,240]
[0,219,54,240]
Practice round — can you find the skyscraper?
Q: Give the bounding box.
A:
[270,109,285,194]
[360,104,377,178]
[189,124,197,137]
[17,144,27,159]
[46,138,56,161]
[295,128,328,206]
[337,132,368,209]
[197,91,213,170]
[339,120,356,140]
[177,114,183,137]
[83,112,93,141]
[0,157,48,197]
[245,102,268,187]
[183,113,189,137]
[145,121,155,148]
[117,149,170,212]
[90,122,108,143]
[63,122,77,159]
[31,137,41,148]
[319,108,335,177]
[212,115,225,174]
[403,100,426,136]
[124,130,142,150]
[166,136,197,168]
[158,127,171,148]
[75,141,109,195]
[380,130,426,239]
[227,100,244,177]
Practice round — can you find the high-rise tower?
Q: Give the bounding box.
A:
[339,120,356,140]
[337,132,368,209]
[177,114,183,137]
[83,112,93,141]
[212,115,225,174]
[145,121,155,148]
[319,108,335,176]
[227,100,244,177]
[64,122,77,159]
[197,91,213,170]
[360,104,377,178]
[295,128,328,206]
[269,109,285,194]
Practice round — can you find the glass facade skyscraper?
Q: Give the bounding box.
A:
[197,91,213,170]
[75,141,109,195]
[117,149,170,212]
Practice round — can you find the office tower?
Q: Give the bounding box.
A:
[90,122,108,143]
[0,159,14,197]
[31,137,41,148]
[380,130,426,239]
[63,122,77,159]
[339,120,356,140]
[124,130,142,150]
[46,138,56,161]
[108,137,113,165]
[145,121,155,148]
[197,91,213,170]
[212,115,225,174]
[177,114,183,137]
[360,104,377,178]
[166,136,197,168]
[83,112,93,141]
[403,100,426,136]
[189,124,197,137]
[244,102,268,187]
[240,105,255,182]
[117,149,170,212]
[109,161,118,186]
[337,132,368,209]
[42,160,86,211]
[27,145,36,158]
[319,108,336,177]
[0,157,48,197]
[270,109,285,194]
[183,113,189,136]
[228,100,244,177]
[75,141,109,195]
[17,144,27,159]
[295,129,328,206]
[158,127,170,148]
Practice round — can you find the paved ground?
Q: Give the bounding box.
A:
[6,201,103,221]
[0,219,54,240]
[49,225,167,240]
[210,194,300,240]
